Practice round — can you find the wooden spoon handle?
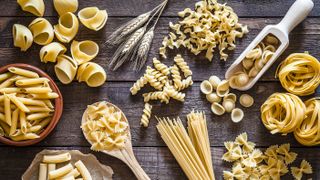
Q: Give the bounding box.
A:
[121,149,150,180]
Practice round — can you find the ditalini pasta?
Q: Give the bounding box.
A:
[29,18,54,45]
[40,42,67,63]
[71,40,99,65]
[54,55,78,84]
[76,62,106,87]
[17,0,45,17]
[78,7,108,31]
[54,12,79,43]
[12,24,33,51]
[53,0,79,16]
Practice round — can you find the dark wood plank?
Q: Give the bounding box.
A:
[0,146,318,179]
[0,0,319,17]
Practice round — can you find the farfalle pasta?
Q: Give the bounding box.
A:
[53,0,78,16]
[12,24,33,51]
[17,0,45,17]
[71,40,99,65]
[78,7,108,31]
[54,12,79,43]
[54,55,78,84]
[28,18,54,45]
[291,160,313,180]
[76,62,107,87]
[276,143,297,164]
[39,42,66,63]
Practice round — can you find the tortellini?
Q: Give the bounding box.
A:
[17,0,45,17]
[54,55,78,84]
[54,12,79,43]
[78,7,108,31]
[40,42,67,63]
[12,24,33,51]
[77,62,107,87]
[53,0,78,16]
[71,40,99,65]
[28,18,54,45]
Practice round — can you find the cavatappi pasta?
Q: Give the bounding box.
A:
[71,40,99,65]
[40,42,67,63]
[12,24,33,52]
[29,18,54,45]
[276,53,320,96]
[76,62,107,87]
[53,0,79,16]
[54,55,78,84]
[54,12,79,43]
[0,67,59,141]
[17,0,45,17]
[78,7,108,31]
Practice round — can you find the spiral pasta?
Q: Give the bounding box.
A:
[53,0,78,16]
[130,75,148,95]
[39,42,66,63]
[164,83,185,102]
[54,55,78,84]
[174,54,192,77]
[171,65,182,90]
[140,103,152,127]
[153,58,170,76]
[77,62,107,87]
[143,91,169,104]
[145,67,165,90]
[54,12,79,43]
[276,53,320,96]
[12,24,33,51]
[17,0,45,17]
[294,98,320,146]
[71,40,99,65]
[261,93,306,135]
[176,76,193,91]
[78,7,108,31]
[28,18,54,45]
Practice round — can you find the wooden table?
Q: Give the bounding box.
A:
[0,0,319,179]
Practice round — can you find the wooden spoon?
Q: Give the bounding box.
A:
[81,101,150,180]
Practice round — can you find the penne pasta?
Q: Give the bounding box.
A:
[21,87,52,94]
[12,24,33,51]
[0,75,19,89]
[48,163,56,174]
[10,133,40,141]
[44,100,54,109]
[9,109,19,136]
[8,67,39,78]
[31,92,59,99]
[27,106,53,113]
[27,112,51,121]
[0,95,4,102]
[0,72,13,82]
[43,152,71,163]
[0,112,4,121]
[49,163,73,179]
[38,163,47,180]
[7,94,30,112]
[0,126,4,136]
[40,42,67,63]
[17,0,45,17]
[4,94,12,126]
[20,111,27,134]
[0,121,10,135]
[17,97,46,107]
[29,18,54,45]
[0,87,22,93]
[16,77,49,86]
[75,160,92,180]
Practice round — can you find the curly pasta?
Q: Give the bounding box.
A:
[153,58,170,76]
[140,103,152,127]
[177,76,193,91]
[174,54,192,77]
[142,91,169,104]
[164,83,185,102]
[145,67,165,90]
[170,65,182,90]
[130,75,148,95]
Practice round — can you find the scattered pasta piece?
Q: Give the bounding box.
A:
[140,103,152,127]
[12,24,33,51]
[78,7,108,31]
[54,55,78,84]
[277,143,297,164]
[291,160,313,180]
[17,0,45,17]
[40,42,67,63]
[76,62,107,87]
[130,75,148,95]
[239,94,254,108]
[71,40,99,65]
[29,18,54,45]
[174,54,192,77]
[211,102,225,116]
[231,108,244,123]
[53,0,78,16]
[54,12,79,43]
[200,80,213,95]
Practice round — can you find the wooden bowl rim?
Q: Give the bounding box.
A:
[0,63,63,146]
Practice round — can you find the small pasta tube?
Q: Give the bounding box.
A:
[26,112,51,121]
[17,0,45,17]
[7,94,30,112]
[75,160,92,180]
[49,163,73,179]
[61,168,80,178]
[0,87,22,94]
[29,18,54,45]
[27,106,53,112]
[4,94,12,126]
[20,111,27,134]
[77,62,107,87]
[0,75,19,89]
[8,67,39,78]
[71,40,99,65]
[48,164,56,180]
[38,163,47,180]
[0,112,5,121]
[43,152,72,163]
[16,97,46,106]
[0,121,10,135]
[9,108,19,135]
[10,133,40,141]
[0,72,13,82]
[12,24,33,51]
[21,87,52,94]
[31,92,59,99]
[53,0,78,16]
[54,12,79,43]
[78,7,108,31]
[54,55,78,84]
[16,77,49,86]
[40,42,67,63]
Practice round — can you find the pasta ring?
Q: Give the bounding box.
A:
[78,7,108,31]
[71,40,99,65]
[53,0,78,16]
[77,62,107,87]
[40,42,67,63]
[12,24,33,51]
[28,18,54,45]
[54,55,78,84]
[276,53,320,96]
[54,12,79,43]
[17,0,45,17]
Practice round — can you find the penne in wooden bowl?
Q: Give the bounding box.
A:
[0,63,63,146]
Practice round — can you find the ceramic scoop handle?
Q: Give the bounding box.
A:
[277,0,314,34]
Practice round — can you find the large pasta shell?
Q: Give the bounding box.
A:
[40,42,66,63]
[200,80,213,95]
[12,24,33,51]
[78,7,108,31]
[53,0,78,16]
[54,55,78,84]
[216,80,229,97]
[211,102,225,115]
[17,0,45,17]
[77,62,107,87]
[71,40,99,65]
[231,108,244,123]
[29,18,54,45]
[54,12,79,43]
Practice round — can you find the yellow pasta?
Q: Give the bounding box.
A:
[29,18,54,45]
[7,94,30,112]
[38,163,47,180]
[43,152,71,163]
[40,42,67,63]
[74,160,92,180]
[78,7,108,31]
[76,62,107,87]
[49,163,73,179]
[140,103,152,127]
[30,92,59,99]
[16,77,49,86]
[291,160,313,180]
[8,67,39,78]
[21,87,52,94]
[9,109,19,135]
[54,55,78,84]
[54,12,79,43]
[27,112,51,121]
[71,40,99,65]
[4,94,12,126]
[12,24,33,51]
[10,133,40,141]
[53,0,78,16]
[17,0,45,17]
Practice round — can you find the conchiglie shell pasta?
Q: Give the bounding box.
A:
[200,80,213,95]
[54,55,78,84]
[211,102,225,115]
[28,18,54,45]
[12,24,33,51]
[53,0,78,16]
[17,0,45,17]
[40,42,66,63]
[77,62,107,87]
[78,7,108,31]
[216,80,230,97]
[54,12,79,43]
[71,40,99,65]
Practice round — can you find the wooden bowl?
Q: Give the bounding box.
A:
[0,64,63,146]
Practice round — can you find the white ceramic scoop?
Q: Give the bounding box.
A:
[225,0,314,91]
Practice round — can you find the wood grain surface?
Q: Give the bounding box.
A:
[0,0,319,179]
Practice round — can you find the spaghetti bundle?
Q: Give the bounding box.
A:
[276,53,320,96]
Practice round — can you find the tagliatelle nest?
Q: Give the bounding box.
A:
[159,0,248,61]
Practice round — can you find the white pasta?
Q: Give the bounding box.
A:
[71,40,99,65]
[54,12,79,43]
[43,152,71,163]
[12,24,33,51]
[54,55,78,84]
[174,54,192,77]
[74,160,92,180]
[76,62,107,87]
[53,0,78,16]
[130,75,148,95]
[17,0,45,17]
[140,103,152,127]
[78,7,108,31]
[38,163,47,180]
[40,42,67,63]
[29,18,54,45]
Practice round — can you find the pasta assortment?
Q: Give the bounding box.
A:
[53,0,79,16]
[12,24,33,52]
[0,67,59,141]
[78,7,108,31]
[29,18,54,45]
[40,42,67,63]
[17,0,45,17]
[54,12,79,43]
[76,62,107,87]
[71,40,99,65]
